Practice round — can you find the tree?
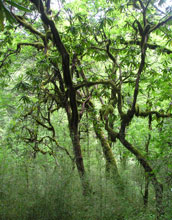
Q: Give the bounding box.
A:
[1,0,172,218]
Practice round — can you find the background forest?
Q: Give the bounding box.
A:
[0,0,172,219]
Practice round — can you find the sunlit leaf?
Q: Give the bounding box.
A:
[6,0,31,12]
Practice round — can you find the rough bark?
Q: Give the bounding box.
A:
[90,109,123,189]
[143,173,149,208]
[69,126,90,195]
[93,120,119,178]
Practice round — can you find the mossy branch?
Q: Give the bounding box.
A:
[74,80,118,91]
[13,15,45,40]
[17,42,44,51]
[136,110,172,118]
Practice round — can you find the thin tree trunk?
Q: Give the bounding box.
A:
[143,173,149,208]
[143,133,151,208]
[143,115,152,208]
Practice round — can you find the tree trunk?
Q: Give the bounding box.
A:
[143,131,151,208]
[151,177,164,220]
[143,173,149,208]
[118,134,164,220]
[69,126,90,195]
[92,117,123,189]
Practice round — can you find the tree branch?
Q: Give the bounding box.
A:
[150,16,172,33]
[74,80,118,91]
[136,110,172,118]
[38,135,74,161]
[13,15,45,40]
[29,0,79,128]
[120,39,172,54]
[0,42,44,68]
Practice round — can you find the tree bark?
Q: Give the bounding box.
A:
[143,134,151,208]
[118,134,163,220]
[92,115,123,190]
[68,120,90,195]
[93,120,119,177]
[143,115,152,208]
[143,173,149,208]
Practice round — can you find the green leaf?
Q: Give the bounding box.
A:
[6,1,31,12]
[1,3,16,24]
[20,95,30,103]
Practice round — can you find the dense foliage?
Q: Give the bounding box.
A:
[0,0,172,219]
